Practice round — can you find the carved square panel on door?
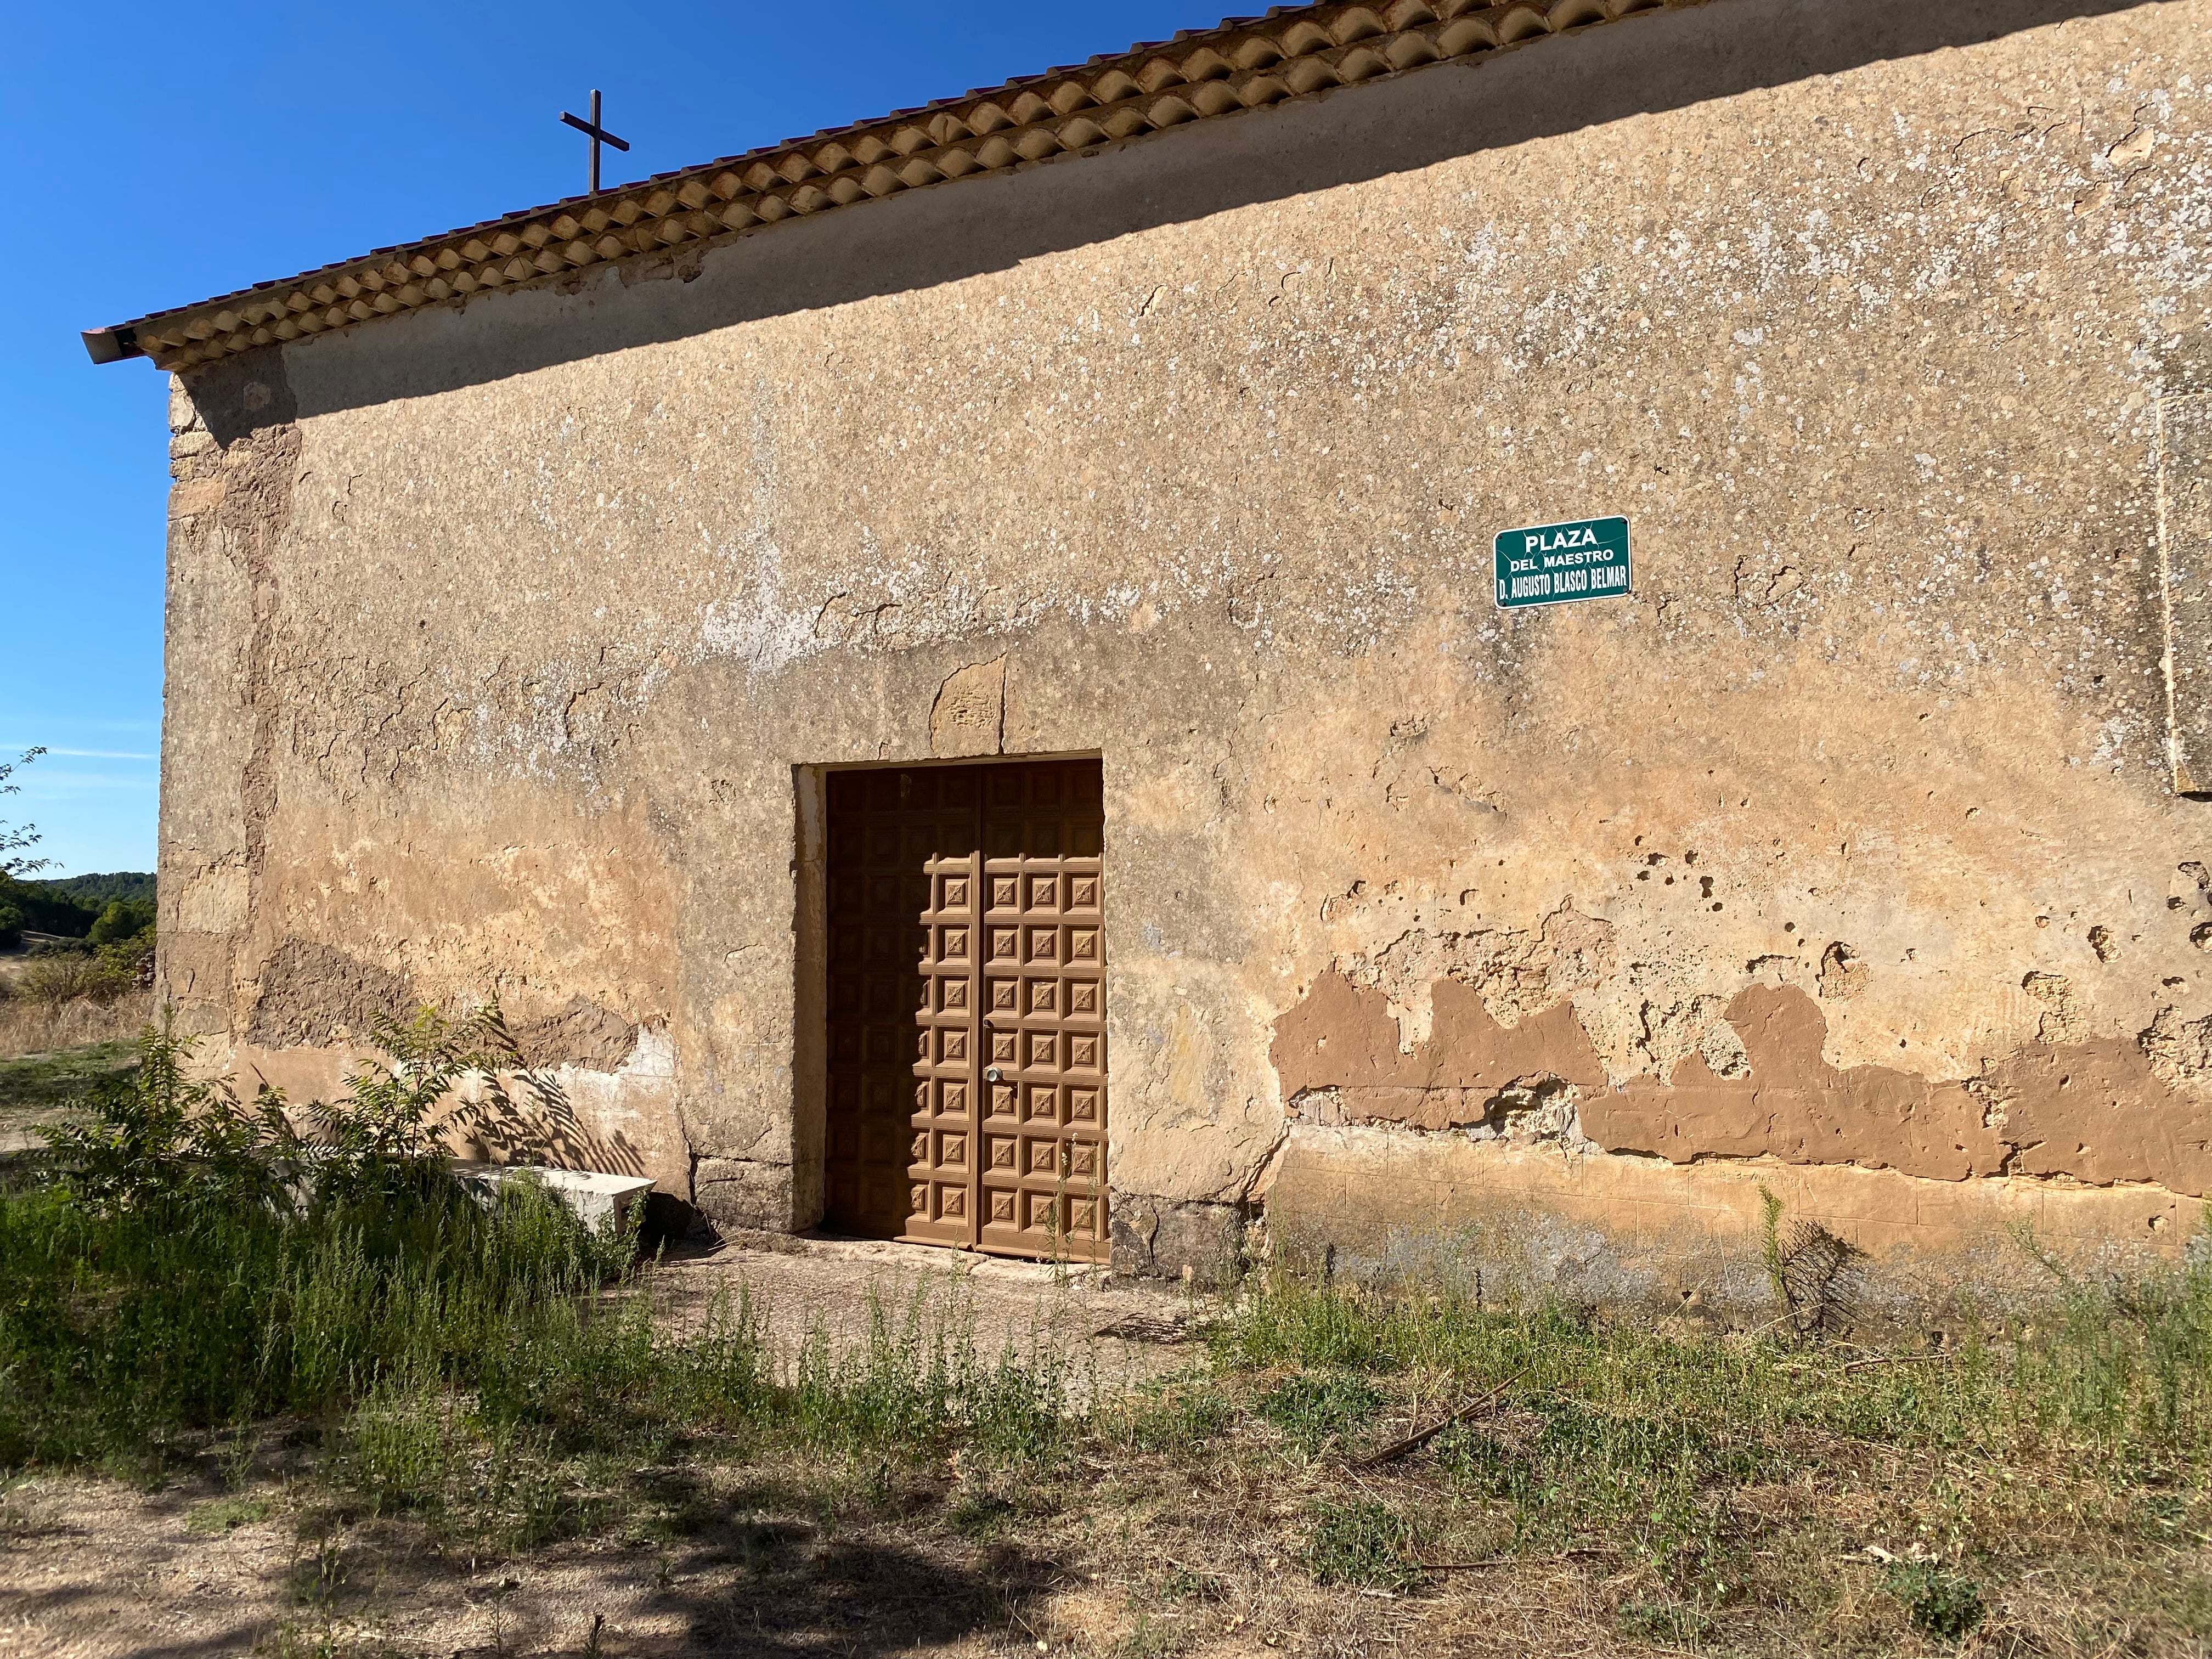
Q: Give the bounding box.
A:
[823,759,1107,1262]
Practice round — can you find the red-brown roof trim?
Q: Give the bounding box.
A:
[87,0,1700,371]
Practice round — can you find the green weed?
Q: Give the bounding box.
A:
[1884,1561,1986,1642]
[947,1489,1018,1536]
[339,1377,461,1514]
[185,1493,274,1533]
[1215,1255,2212,1476]
[1214,1252,2212,1604]
[1256,1370,1383,1453]
[788,1282,1073,1466]
[1434,1400,1737,1572]
[1155,1564,1227,1602]
[1117,1383,1234,1454]
[1615,1597,1716,1645]
[1305,1497,1420,1591]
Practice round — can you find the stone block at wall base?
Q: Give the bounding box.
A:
[1268,1126,2203,1331]
[693,1155,798,1232]
[1110,1194,1250,1285]
[450,1161,653,1234]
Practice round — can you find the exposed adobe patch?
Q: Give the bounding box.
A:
[246,938,415,1048]
[1976,1041,2212,1193]
[246,943,637,1074]
[506,995,640,1073]
[1593,989,2212,1194]
[1585,985,1994,1181]
[1270,969,1606,1131]
[1273,976,2212,1198]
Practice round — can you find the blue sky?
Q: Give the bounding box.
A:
[0,1,1205,878]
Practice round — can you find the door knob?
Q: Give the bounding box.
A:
[985,1066,1005,1084]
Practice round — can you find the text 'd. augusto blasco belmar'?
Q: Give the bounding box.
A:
[1493,515,1631,610]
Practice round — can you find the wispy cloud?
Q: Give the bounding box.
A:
[13,772,158,792]
[0,747,156,761]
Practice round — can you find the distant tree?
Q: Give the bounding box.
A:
[31,871,156,909]
[0,748,47,879]
[0,748,46,950]
[88,898,156,947]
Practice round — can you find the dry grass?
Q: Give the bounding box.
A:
[0,989,153,1060]
[8,1261,2212,1657]
[0,992,152,1138]
[5,1027,2209,1655]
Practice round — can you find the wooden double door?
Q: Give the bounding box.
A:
[824,758,1109,1262]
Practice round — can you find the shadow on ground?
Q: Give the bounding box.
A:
[1,1461,1074,1658]
[625,1512,1064,1658]
[352,1477,1072,1658]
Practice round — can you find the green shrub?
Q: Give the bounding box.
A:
[1306,1498,1420,1590]
[1884,1562,1987,1641]
[19,950,139,1007]
[0,1005,1083,1536]
[0,1014,635,1470]
[39,1014,297,1214]
[0,995,1092,1561]
[1256,1370,1383,1453]
[87,899,154,948]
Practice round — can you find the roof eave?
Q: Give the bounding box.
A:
[87,0,1696,374]
[81,327,143,366]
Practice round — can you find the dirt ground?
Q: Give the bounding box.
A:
[648,1233,1205,1389]
[0,1458,1643,1659]
[0,1454,1646,1659]
[8,1232,2208,1658]
[0,1238,1218,1659]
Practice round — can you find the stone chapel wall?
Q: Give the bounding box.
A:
[157,0,2212,1306]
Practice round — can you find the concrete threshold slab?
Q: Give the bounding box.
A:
[651,1231,1212,1393]
[714,1227,1118,1288]
[451,1160,653,1232]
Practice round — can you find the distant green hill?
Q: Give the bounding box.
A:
[0,872,156,945]
[27,872,156,911]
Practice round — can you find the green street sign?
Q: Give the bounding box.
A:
[1493,515,1632,609]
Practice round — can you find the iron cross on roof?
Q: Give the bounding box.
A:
[559,91,631,195]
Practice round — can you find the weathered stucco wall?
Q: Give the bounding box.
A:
[157,0,2212,1303]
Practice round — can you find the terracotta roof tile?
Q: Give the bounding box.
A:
[86,0,1703,371]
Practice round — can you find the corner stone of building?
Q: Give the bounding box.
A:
[692,1156,802,1234]
[1109,1194,1251,1283]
